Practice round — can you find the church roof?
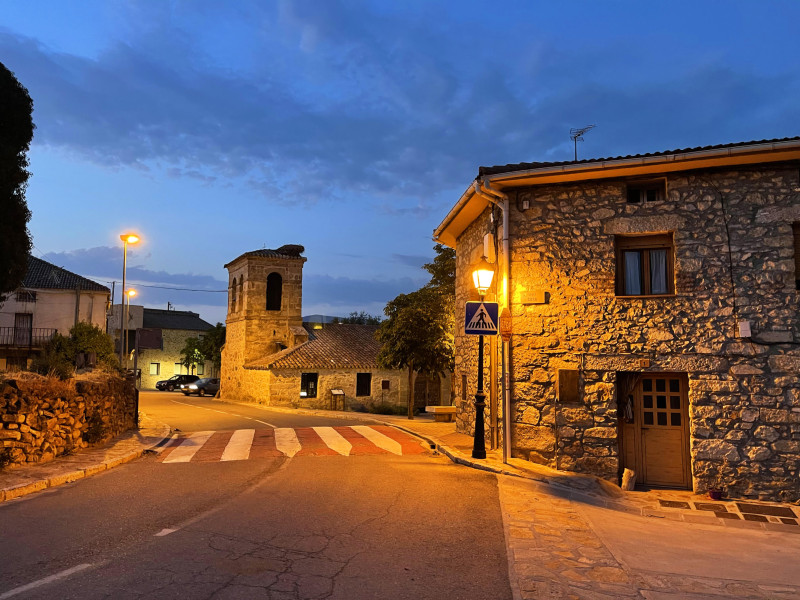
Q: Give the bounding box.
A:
[248,324,381,370]
[224,244,306,268]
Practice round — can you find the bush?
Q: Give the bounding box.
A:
[368,402,406,416]
[32,323,118,379]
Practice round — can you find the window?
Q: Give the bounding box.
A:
[266,272,282,311]
[230,279,237,311]
[558,369,579,403]
[793,223,800,290]
[174,362,182,375]
[237,277,243,312]
[197,363,205,376]
[626,179,666,204]
[300,372,318,398]
[356,373,372,396]
[149,363,160,376]
[615,234,674,296]
[14,291,36,303]
[461,374,467,402]
[381,380,390,390]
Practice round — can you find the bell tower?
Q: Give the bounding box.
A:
[221,245,308,375]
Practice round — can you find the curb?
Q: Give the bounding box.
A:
[0,416,172,504]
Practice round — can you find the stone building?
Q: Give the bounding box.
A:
[108,305,213,389]
[220,245,446,411]
[434,137,800,502]
[0,256,110,371]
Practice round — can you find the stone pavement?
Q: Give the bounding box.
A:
[3,399,799,599]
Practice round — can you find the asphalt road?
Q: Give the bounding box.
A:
[0,392,512,599]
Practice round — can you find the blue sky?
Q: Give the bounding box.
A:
[2,1,799,325]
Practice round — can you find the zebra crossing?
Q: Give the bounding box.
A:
[157,425,427,463]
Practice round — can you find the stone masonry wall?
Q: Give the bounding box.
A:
[0,373,136,468]
[455,166,800,502]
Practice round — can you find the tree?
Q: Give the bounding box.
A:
[337,311,382,325]
[198,323,226,375]
[33,323,118,379]
[422,244,456,292]
[0,62,34,302]
[180,337,204,375]
[376,285,455,419]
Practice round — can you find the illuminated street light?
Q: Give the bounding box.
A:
[471,257,494,460]
[119,233,140,366]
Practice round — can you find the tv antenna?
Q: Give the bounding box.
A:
[570,125,596,161]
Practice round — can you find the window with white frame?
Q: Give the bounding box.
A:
[149,363,160,376]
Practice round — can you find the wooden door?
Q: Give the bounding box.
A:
[638,375,690,487]
[14,313,32,346]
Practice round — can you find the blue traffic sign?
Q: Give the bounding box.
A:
[464,301,499,335]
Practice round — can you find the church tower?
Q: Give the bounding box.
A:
[221,245,308,393]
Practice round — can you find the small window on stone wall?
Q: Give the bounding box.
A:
[793,223,800,290]
[267,272,282,311]
[558,369,579,404]
[301,372,318,398]
[356,373,371,396]
[174,362,182,375]
[462,374,467,401]
[150,362,160,376]
[197,363,205,376]
[381,379,390,390]
[615,233,674,296]
[626,179,666,204]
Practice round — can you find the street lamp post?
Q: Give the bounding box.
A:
[471,256,494,460]
[123,288,136,369]
[119,233,140,366]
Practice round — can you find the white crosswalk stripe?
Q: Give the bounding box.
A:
[274,428,302,457]
[221,428,254,461]
[313,426,352,456]
[351,425,403,455]
[162,430,215,463]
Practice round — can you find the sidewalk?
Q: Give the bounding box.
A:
[2,400,798,535]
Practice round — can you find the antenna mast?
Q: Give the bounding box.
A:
[569,125,596,161]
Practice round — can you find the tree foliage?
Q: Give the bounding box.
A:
[376,245,456,417]
[198,323,226,374]
[0,62,34,302]
[180,337,204,375]
[33,323,118,379]
[336,311,382,325]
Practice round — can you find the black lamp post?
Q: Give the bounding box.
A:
[471,256,494,459]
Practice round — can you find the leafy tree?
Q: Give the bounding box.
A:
[180,337,204,375]
[337,311,382,325]
[198,323,225,375]
[423,244,456,292]
[0,62,34,302]
[376,286,454,419]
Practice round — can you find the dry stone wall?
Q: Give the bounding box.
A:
[0,373,136,468]
[454,166,800,502]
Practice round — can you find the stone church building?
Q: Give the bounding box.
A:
[435,137,800,502]
[220,245,448,412]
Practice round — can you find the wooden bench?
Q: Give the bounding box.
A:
[426,405,457,422]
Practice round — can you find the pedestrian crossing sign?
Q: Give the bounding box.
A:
[464,301,499,335]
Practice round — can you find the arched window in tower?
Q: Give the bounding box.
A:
[266,272,282,311]
[237,277,244,312]
[230,278,237,312]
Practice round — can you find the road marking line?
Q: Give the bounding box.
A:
[162,431,214,463]
[154,528,178,537]
[170,399,278,427]
[274,428,301,457]
[351,426,403,455]
[221,429,255,461]
[314,427,352,456]
[254,419,277,427]
[0,563,95,599]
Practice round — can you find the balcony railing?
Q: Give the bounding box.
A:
[0,327,57,348]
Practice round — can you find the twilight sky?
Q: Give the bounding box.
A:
[2,1,799,325]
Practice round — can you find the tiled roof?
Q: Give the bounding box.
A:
[253,324,381,370]
[143,308,213,332]
[478,136,800,177]
[23,256,110,293]
[224,244,305,267]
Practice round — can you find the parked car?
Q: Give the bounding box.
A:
[181,378,220,397]
[156,374,199,391]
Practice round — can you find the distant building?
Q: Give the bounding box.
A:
[108,305,213,389]
[434,136,800,502]
[0,256,109,371]
[221,245,449,410]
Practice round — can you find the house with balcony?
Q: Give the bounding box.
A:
[434,137,800,503]
[0,256,110,370]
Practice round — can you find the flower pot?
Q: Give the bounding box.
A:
[708,489,724,501]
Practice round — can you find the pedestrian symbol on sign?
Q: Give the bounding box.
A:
[464,301,499,335]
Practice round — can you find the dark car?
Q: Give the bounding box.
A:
[156,374,199,392]
[181,377,220,397]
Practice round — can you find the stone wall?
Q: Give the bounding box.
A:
[454,166,800,502]
[0,373,136,468]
